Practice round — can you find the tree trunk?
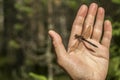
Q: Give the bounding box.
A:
[47,0,54,80]
[0,0,3,53]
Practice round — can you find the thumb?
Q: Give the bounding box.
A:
[48,30,67,59]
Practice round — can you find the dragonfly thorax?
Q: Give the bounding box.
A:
[75,34,84,41]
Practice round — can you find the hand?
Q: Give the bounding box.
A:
[48,3,112,80]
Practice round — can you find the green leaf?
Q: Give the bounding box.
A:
[29,72,47,80]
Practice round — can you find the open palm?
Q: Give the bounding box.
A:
[49,3,112,80]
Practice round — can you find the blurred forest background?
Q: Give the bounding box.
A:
[0,0,120,80]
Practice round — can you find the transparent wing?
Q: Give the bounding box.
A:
[82,25,92,39]
[69,40,80,52]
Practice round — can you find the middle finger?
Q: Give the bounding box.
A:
[83,3,98,38]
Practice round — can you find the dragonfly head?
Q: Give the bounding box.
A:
[75,34,83,39]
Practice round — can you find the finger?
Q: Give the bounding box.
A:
[84,39,109,60]
[84,3,98,36]
[68,5,88,50]
[101,20,112,48]
[48,30,67,59]
[84,39,99,51]
[92,7,105,41]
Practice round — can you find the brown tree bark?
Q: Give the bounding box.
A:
[47,0,54,80]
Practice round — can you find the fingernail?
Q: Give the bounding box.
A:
[90,3,97,9]
[81,5,87,11]
[105,20,111,25]
[99,7,105,14]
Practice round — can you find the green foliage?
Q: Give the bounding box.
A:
[14,1,33,18]
[14,23,24,31]
[112,0,120,4]
[81,0,90,3]
[112,22,120,36]
[29,72,47,80]
[8,40,20,49]
[41,0,47,5]
[108,57,120,79]
[66,1,78,10]
[15,3,32,14]
[108,0,120,77]
[0,57,8,66]
[23,0,32,4]
[109,19,120,79]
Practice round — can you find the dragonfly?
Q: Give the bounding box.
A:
[69,25,98,52]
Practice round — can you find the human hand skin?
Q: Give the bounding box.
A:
[48,3,112,80]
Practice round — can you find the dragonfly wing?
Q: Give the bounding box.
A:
[82,25,92,39]
[69,40,80,52]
